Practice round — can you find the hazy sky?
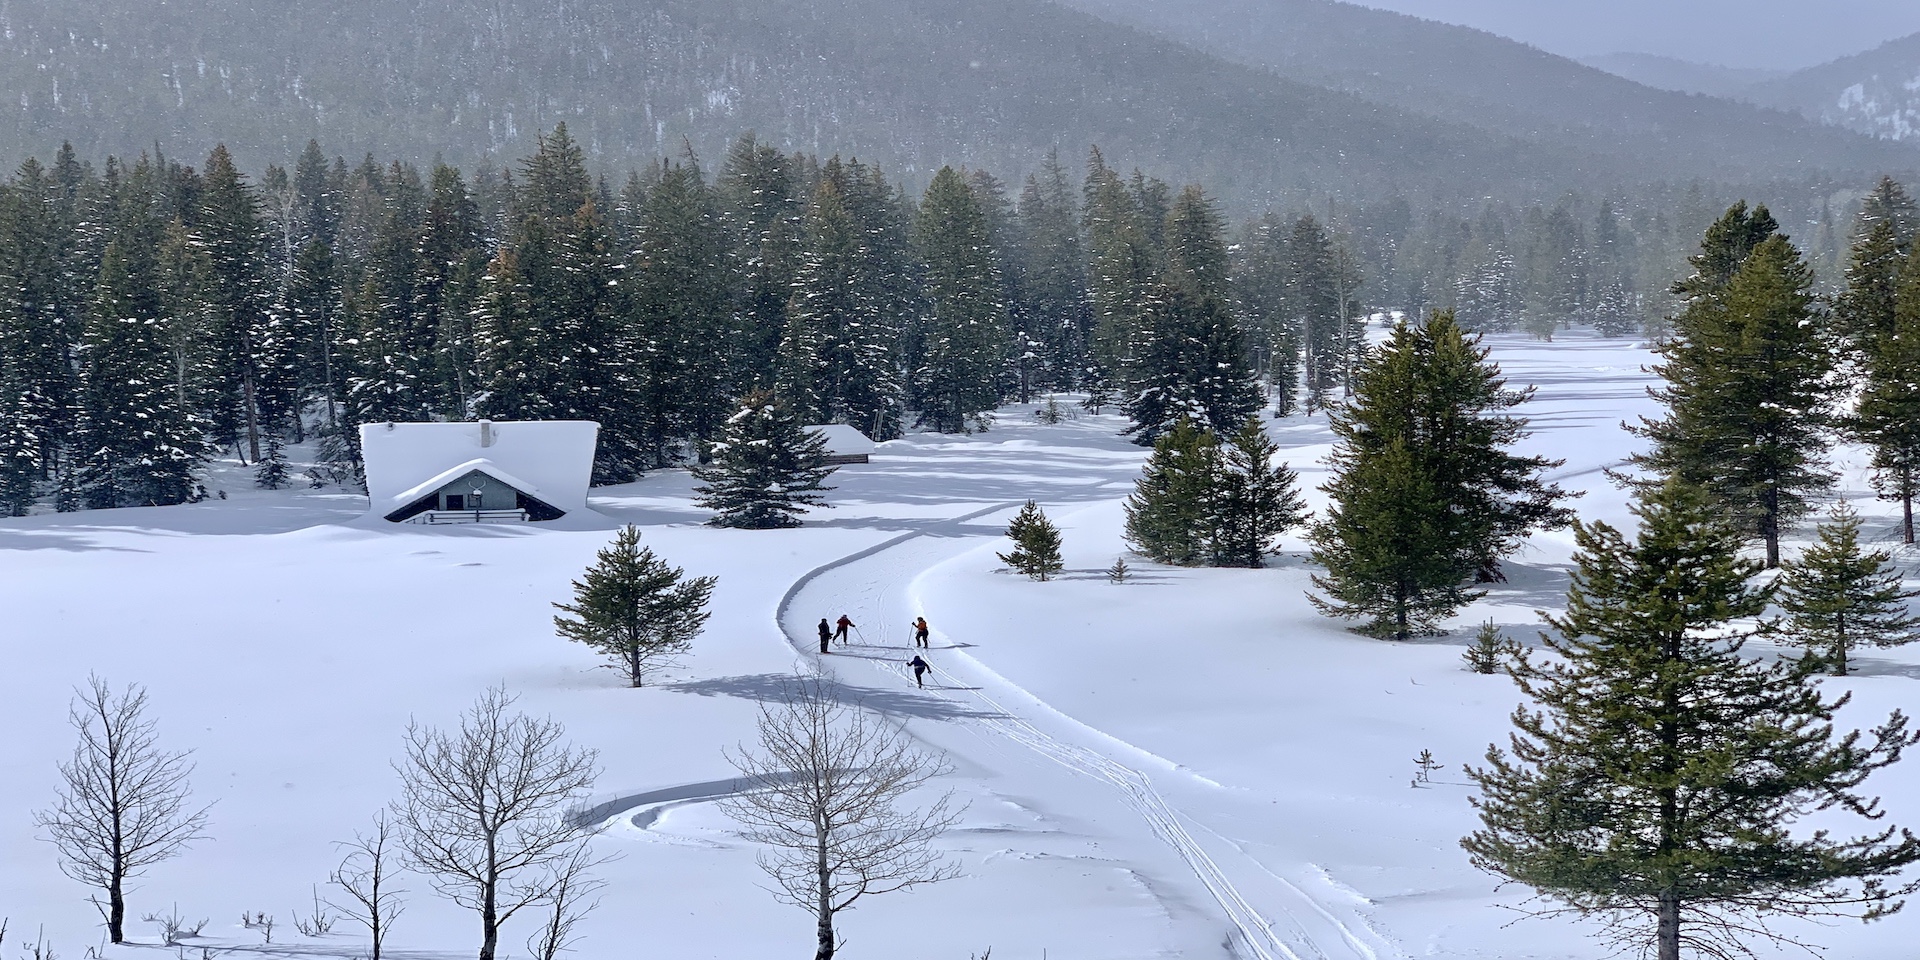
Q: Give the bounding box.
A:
[1355,0,1920,70]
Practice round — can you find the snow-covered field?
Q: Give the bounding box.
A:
[5,333,1920,960]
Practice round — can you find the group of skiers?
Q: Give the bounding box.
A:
[814,613,934,687]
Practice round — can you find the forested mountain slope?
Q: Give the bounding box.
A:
[0,0,1910,210]
[1053,0,1918,182]
[0,0,1573,206]
[1745,33,1920,142]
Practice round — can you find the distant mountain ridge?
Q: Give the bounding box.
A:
[1576,53,1785,99]
[0,0,1911,208]
[1746,33,1920,142]
[1050,0,1917,179]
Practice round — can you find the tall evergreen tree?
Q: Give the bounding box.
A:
[78,210,209,509]
[692,392,837,529]
[911,166,1009,433]
[0,158,82,473]
[627,156,735,463]
[1856,240,1920,543]
[1632,230,1833,567]
[1209,416,1308,568]
[718,133,803,390]
[196,144,285,460]
[552,525,718,688]
[779,165,903,439]
[1311,312,1571,639]
[1464,480,1920,960]
[1232,214,1301,415]
[1011,150,1089,389]
[1122,418,1218,566]
[1835,216,1904,364]
[0,365,44,514]
[1779,504,1920,677]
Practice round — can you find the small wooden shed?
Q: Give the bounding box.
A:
[808,424,877,465]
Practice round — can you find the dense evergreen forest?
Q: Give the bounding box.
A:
[0,125,1895,515]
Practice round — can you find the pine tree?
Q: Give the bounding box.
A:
[196,144,284,460]
[1117,187,1261,443]
[692,392,837,529]
[780,162,903,439]
[1209,416,1307,568]
[1122,418,1218,566]
[1780,504,1920,677]
[718,133,803,390]
[1856,240,1920,544]
[1011,150,1089,390]
[1632,228,1833,567]
[1310,312,1571,638]
[1231,213,1301,415]
[1461,621,1513,674]
[997,500,1065,581]
[911,167,1009,434]
[254,434,290,490]
[0,367,44,515]
[1464,480,1920,960]
[552,525,718,687]
[1834,216,1904,364]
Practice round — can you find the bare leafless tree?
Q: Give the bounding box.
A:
[721,678,963,960]
[326,811,406,960]
[524,841,605,960]
[391,688,599,960]
[33,677,210,943]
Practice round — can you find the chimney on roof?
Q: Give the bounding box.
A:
[480,420,495,448]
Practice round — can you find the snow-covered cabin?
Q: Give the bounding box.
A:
[359,420,600,524]
[808,424,877,465]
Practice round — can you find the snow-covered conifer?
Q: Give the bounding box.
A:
[1209,416,1307,568]
[692,392,836,529]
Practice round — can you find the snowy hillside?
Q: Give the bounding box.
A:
[1748,32,1920,142]
[4,334,1920,958]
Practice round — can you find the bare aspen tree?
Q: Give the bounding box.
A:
[392,687,599,960]
[722,679,963,960]
[33,677,210,943]
[524,842,605,960]
[327,811,408,960]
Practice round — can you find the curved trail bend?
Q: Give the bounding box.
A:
[775,493,1396,960]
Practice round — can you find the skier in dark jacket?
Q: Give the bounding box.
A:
[834,614,855,644]
[817,618,832,654]
[908,655,930,688]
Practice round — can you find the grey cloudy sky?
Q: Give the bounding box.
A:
[1354,0,1920,70]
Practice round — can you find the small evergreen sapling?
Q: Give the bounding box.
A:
[1033,396,1067,425]
[1106,556,1131,584]
[997,500,1065,581]
[1462,621,1514,674]
[1779,503,1920,677]
[692,391,837,529]
[552,525,718,687]
[254,435,291,490]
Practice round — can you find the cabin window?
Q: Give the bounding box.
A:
[444,493,466,511]
[470,492,484,509]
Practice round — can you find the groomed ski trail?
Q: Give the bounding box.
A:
[774,496,1397,960]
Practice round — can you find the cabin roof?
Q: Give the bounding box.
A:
[359,420,600,520]
[806,424,877,456]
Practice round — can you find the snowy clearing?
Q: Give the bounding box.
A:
[4,333,1920,960]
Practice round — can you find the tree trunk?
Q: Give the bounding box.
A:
[108,871,126,943]
[1904,479,1914,546]
[1762,487,1781,569]
[815,837,835,960]
[480,846,499,960]
[1656,891,1681,960]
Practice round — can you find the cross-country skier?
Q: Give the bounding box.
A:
[913,616,930,648]
[834,614,855,644]
[817,618,832,654]
[908,655,930,688]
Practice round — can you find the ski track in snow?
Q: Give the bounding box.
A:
[772,487,1392,960]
